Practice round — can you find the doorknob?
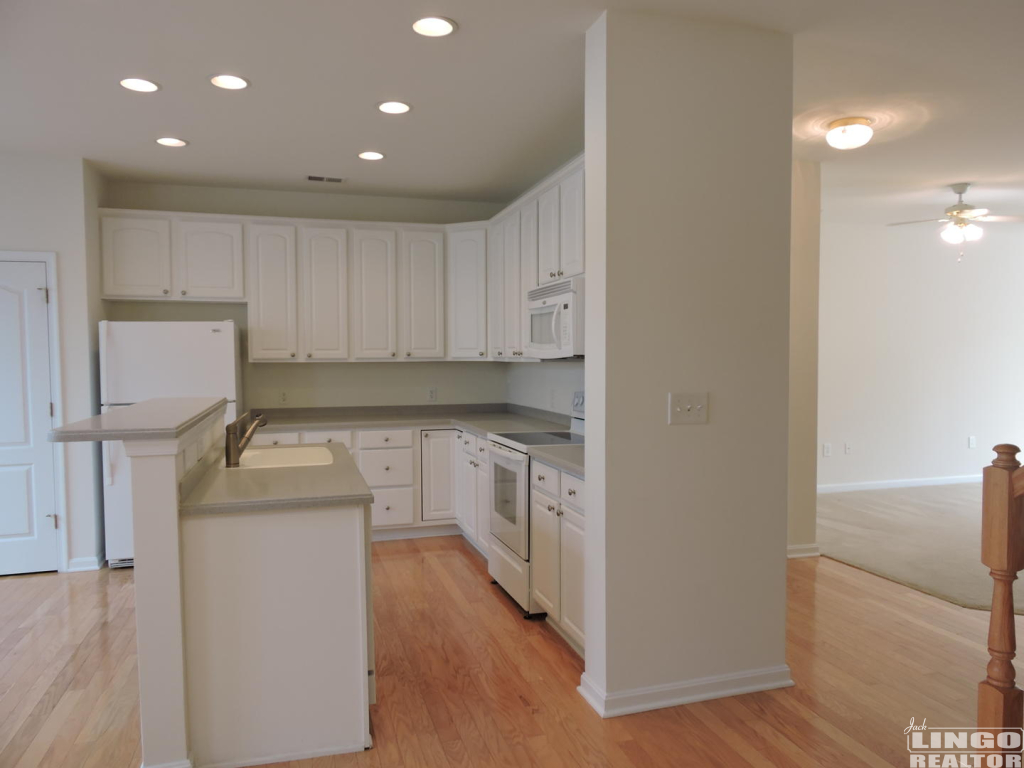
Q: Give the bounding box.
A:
[45,513,57,529]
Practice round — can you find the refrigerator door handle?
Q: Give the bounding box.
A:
[103,441,113,486]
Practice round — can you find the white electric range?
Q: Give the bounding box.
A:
[485,392,584,615]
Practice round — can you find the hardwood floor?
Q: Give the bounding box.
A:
[0,535,1010,767]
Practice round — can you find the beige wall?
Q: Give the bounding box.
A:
[0,151,106,569]
[818,178,1024,489]
[103,180,503,224]
[788,161,820,550]
[505,360,584,415]
[584,10,792,710]
[103,301,509,408]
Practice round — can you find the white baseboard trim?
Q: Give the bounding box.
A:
[578,664,794,718]
[787,543,820,559]
[141,759,192,768]
[817,474,981,494]
[194,742,365,768]
[66,556,103,572]
[372,524,461,542]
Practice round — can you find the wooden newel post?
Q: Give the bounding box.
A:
[979,443,1024,731]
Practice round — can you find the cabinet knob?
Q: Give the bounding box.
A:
[406,352,411,357]
[384,437,390,442]
[557,270,563,277]
[290,352,296,358]
[385,505,391,511]
[479,447,484,453]
[424,432,430,438]
[549,271,556,278]
[181,290,187,295]
[478,351,485,357]
[162,289,169,295]
[307,353,312,358]
[568,488,576,496]
[497,351,503,357]
[384,466,390,471]
[326,438,332,443]
[272,440,279,445]
[391,352,396,357]
[547,505,555,512]
[557,509,563,517]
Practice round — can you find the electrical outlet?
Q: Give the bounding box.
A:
[969,435,977,449]
[822,443,832,457]
[668,392,709,425]
[427,387,438,403]
[278,390,287,404]
[844,442,853,455]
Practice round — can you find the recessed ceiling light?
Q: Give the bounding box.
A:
[825,117,874,150]
[210,74,249,90]
[412,16,457,37]
[358,151,385,160]
[378,101,411,115]
[120,78,160,92]
[156,137,189,147]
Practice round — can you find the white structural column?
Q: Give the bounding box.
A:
[124,439,192,768]
[581,11,794,717]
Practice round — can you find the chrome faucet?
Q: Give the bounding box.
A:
[225,411,268,468]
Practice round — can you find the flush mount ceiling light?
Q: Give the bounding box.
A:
[120,78,160,92]
[825,117,874,150]
[412,16,457,37]
[358,151,385,160]
[156,137,189,147]
[378,101,411,114]
[210,74,249,90]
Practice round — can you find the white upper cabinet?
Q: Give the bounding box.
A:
[351,229,397,359]
[502,209,521,358]
[559,167,585,279]
[247,224,298,361]
[486,220,505,359]
[173,220,244,300]
[537,186,560,285]
[299,227,349,361]
[399,230,445,359]
[102,217,172,298]
[519,200,539,353]
[446,229,487,360]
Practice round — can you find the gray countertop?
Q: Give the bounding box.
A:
[180,443,374,515]
[528,445,585,478]
[259,409,570,440]
[49,397,227,442]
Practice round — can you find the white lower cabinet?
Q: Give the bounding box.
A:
[421,430,456,521]
[475,458,490,553]
[371,487,414,527]
[453,440,490,555]
[250,431,300,446]
[530,461,585,649]
[456,454,477,538]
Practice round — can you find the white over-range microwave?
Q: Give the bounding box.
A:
[524,276,584,359]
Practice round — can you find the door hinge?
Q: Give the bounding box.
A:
[49,402,54,418]
[46,513,57,529]
[37,287,49,303]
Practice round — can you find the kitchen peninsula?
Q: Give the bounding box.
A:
[49,398,375,768]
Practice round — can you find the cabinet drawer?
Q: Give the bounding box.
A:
[370,487,414,527]
[358,429,413,449]
[359,448,413,486]
[531,461,559,497]
[461,433,478,455]
[561,473,584,509]
[250,432,300,446]
[300,430,353,448]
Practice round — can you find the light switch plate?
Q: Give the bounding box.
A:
[668,392,709,425]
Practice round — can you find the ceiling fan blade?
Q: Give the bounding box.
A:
[975,214,1024,223]
[886,218,949,227]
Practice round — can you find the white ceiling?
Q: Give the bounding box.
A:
[2,0,1023,211]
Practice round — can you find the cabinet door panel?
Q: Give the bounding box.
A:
[102,217,172,298]
[519,200,539,351]
[486,221,505,359]
[300,227,349,360]
[174,220,244,299]
[476,462,490,553]
[446,229,487,359]
[352,229,397,359]
[247,224,297,361]
[560,506,586,647]
[421,430,456,521]
[530,492,561,619]
[559,168,585,278]
[399,231,445,359]
[371,488,415,527]
[502,210,521,357]
[537,186,560,284]
[457,455,477,537]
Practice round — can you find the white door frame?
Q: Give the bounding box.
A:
[0,251,69,572]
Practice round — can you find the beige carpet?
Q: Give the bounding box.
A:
[817,482,1023,613]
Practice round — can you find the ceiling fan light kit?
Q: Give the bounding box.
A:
[825,117,874,150]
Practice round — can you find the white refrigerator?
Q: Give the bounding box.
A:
[100,320,242,566]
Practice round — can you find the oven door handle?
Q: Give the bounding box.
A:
[488,442,528,462]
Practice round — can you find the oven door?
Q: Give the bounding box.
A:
[488,442,530,560]
[525,297,566,359]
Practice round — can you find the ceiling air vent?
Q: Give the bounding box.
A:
[307,176,345,183]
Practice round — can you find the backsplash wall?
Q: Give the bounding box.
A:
[505,360,585,415]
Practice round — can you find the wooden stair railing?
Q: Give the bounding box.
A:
[979,444,1024,730]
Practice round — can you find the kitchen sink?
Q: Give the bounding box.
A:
[233,446,334,469]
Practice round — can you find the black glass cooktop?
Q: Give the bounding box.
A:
[494,431,584,446]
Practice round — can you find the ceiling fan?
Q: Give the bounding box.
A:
[888,183,1024,247]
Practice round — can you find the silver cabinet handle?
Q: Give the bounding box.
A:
[406,352,411,357]
[385,505,391,511]
[497,351,503,356]
[424,432,430,438]
[549,271,556,278]
[162,288,169,295]
[307,353,312,358]
[390,352,396,357]
[180,290,187,295]
[557,270,563,277]
[272,440,279,445]
[568,489,576,496]
[478,351,485,357]
[384,466,390,471]
[326,438,332,443]
[290,352,296,358]
[479,447,484,453]
[547,505,555,512]
[537,474,545,481]
[384,437,390,442]
[557,509,564,517]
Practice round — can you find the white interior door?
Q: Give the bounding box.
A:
[0,261,58,574]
